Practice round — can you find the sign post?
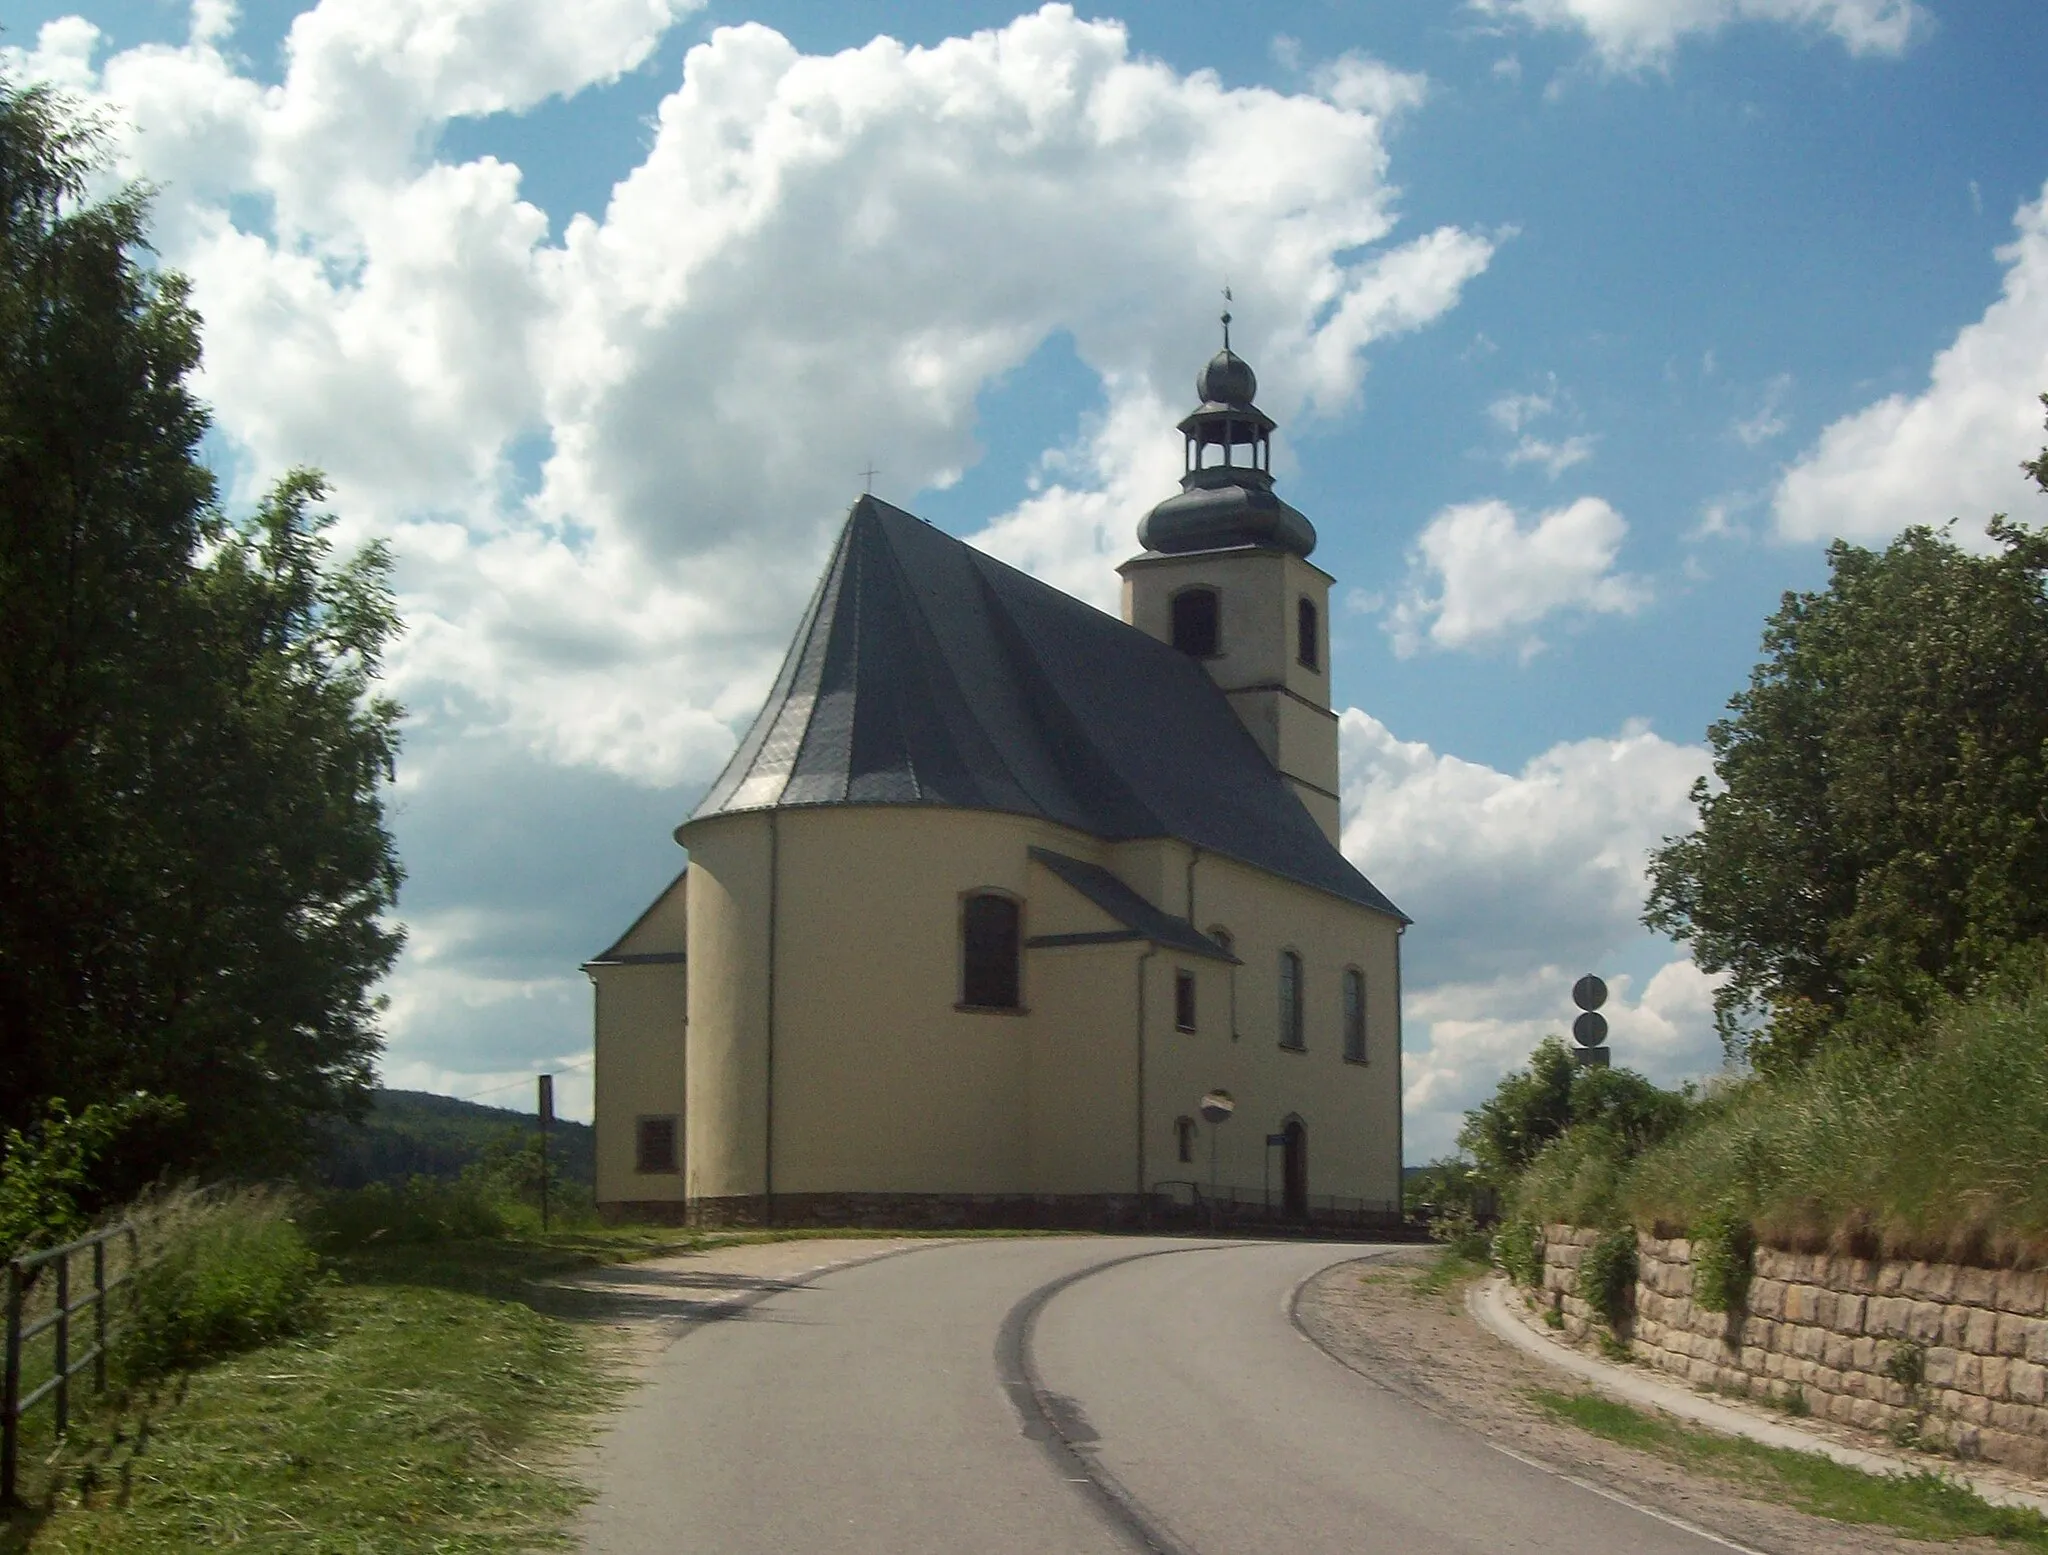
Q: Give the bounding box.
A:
[537,1074,554,1234]
[1198,1091,1235,1229]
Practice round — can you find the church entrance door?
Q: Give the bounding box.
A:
[1281,1117,1307,1220]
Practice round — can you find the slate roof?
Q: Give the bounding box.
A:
[687,496,1406,921]
[1026,848,1240,962]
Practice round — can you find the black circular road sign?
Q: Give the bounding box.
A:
[1199,1090,1236,1125]
[1573,1011,1609,1047]
[1572,974,1609,1012]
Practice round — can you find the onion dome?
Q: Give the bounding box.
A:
[1197,347,1257,407]
[1138,310,1316,558]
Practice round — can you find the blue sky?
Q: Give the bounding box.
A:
[9,0,2047,1156]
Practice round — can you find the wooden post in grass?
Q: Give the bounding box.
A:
[538,1074,554,1234]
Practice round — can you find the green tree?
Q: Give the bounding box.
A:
[1646,400,2048,1070]
[1457,1036,1692,1186]
[1457,1036,1577,1182]
[0,77,404,1170]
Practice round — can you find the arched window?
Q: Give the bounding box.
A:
[1343,968,1367,1062]
[1278,950,1304,1050]
[1174,970,1197,1032]
[961,892,1021,1009]
[1171,588,1220,658]
[1175,1115,1196,1164]
[1297,597,1320,671]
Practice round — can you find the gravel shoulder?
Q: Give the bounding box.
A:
[1297,1249,2015,1555]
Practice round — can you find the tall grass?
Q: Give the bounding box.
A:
[1507,977,2048,1266]
[117,1186,324,1379]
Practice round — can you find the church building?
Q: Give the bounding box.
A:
[587,332,1409,1226]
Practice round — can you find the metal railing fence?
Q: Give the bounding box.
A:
[2,1221,141,1505]
[1149,1180,1407,1232]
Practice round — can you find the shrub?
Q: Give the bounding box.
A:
[1567,1066,1695,1155]
[120,1188,323,1379]
[1507,1126,1630,1229]
[1690,1207,1756,1313]
[1431,1207,1492,1263]
[1494,1219,1544,1287]
[1580,1227,1638,1330]
[305,1176,507,1250]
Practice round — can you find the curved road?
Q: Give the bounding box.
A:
[580,1237,1747,1554]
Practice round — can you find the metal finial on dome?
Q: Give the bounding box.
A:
[1196,284,1257,406]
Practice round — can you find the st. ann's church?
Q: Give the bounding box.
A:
[587,331,1408,1227]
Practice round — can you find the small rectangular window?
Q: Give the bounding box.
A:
[1174,970,1197,1032]
[635,1115,679,1174]
[1343,968,1367,1063]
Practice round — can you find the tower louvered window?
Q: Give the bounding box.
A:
[1279,950,1304,1050]
[1171,587,1220,658]
[1343,968,1366,1062]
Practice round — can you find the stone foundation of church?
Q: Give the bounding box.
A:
[600,1192,1412,1236]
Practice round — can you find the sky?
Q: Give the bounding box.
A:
[7,0,2047,1161]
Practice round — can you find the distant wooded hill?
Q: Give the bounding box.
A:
[316,1089,595,1189]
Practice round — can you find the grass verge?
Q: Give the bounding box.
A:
[1528,1387,2048,1548]
[3,1265,614,1553]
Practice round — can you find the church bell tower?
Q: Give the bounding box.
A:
[1119,318,1341,842]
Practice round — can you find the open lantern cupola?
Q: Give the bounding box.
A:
[1137,312,1317,560]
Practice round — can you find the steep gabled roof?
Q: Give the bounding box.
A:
[585,868,689,967]
[687,497,1405,920]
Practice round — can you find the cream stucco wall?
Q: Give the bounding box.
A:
[679,816,773,1202]
[663,804,1401,1212]
[592,964,687,1203]
[590,871,689,1206]
[1131,844,1403,1209]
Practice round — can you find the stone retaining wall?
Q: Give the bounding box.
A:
[1535,1223,2048,1477]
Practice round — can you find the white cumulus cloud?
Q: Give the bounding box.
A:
[1774,181,2048,548]
[1387,495,1650,656]
[1340,710,1709,985]
[6,2,1497,785]
[1337,710,1720,1159]
[1472,0,1925,69]
[7,2,1495,1106]
[1487,379,1594,477]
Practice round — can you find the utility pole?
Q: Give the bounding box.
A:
[537,1073,554,1234]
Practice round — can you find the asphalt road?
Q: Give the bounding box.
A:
[579,1236,1748,1554]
